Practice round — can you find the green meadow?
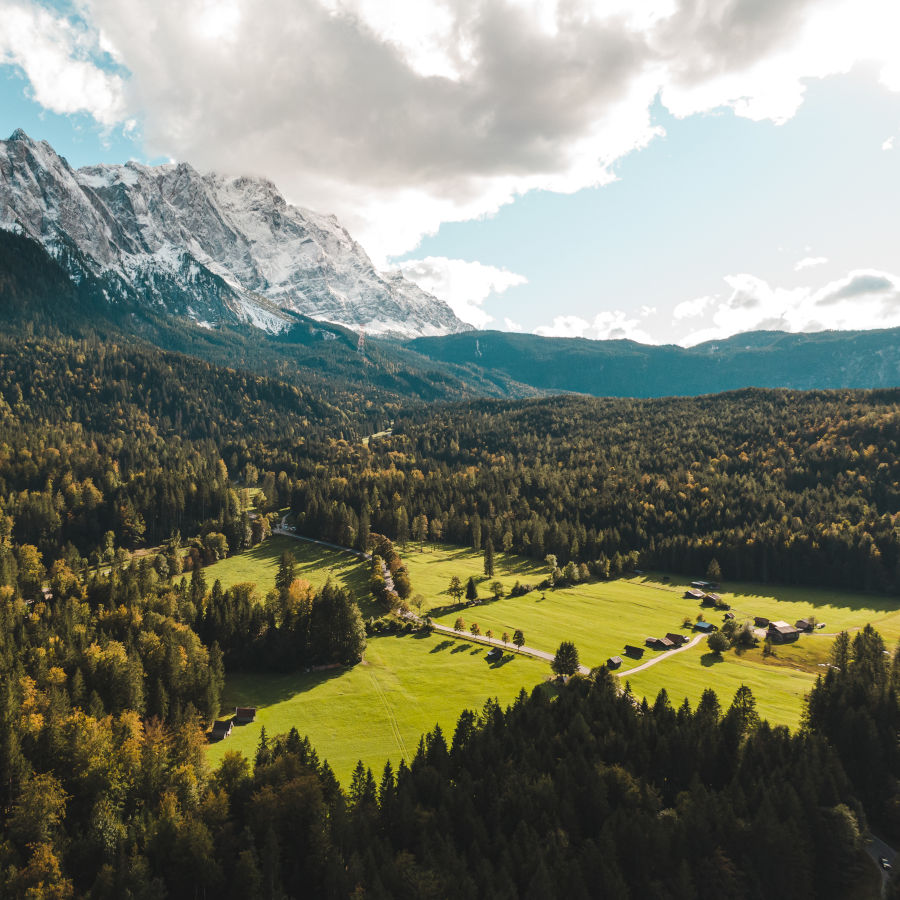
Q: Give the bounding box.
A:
[404,543,900,724]
[201,534,371,608]
[207,630,549,784]
[205,537,900,777]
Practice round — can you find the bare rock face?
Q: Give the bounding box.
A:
[0,129,470,337]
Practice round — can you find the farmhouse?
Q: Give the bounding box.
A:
[754,616,770,627]
[694,621,715,633]
[211,719,233,741]
[768,621,800,643]
[624,644,645,659]
[607,656,622,669]
[685,588,706,600]
[234,707,257,724]
[665,632,689,646]
[646,636,675,650]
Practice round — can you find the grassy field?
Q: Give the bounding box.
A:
[622,644,817,728]
[208,630,550,784]
[204,537,900,777]
[404,543,900,726]
[200,534,372,611]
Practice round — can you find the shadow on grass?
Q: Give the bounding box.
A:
[220,664,349,708]
[450,644,469,654]
[469,647,483,656]
[488,654,516,668]
[430,640,455,653]
[700,653,724,667]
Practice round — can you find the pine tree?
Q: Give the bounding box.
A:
[483,537,495,577]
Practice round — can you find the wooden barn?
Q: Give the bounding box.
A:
[234,707,257,725]
[665,632,688,646]
[624,644,645,659]
[606,656,622,669]
[768,621,800,643]
[646,636,675,650]
[211,719,233,741]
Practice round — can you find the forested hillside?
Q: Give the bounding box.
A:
[281,390,900,592]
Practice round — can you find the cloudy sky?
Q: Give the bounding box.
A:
[1,0,899,344]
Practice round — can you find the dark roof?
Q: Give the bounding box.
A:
[705,592,722,602]
[211,719,233,736]
[665,632,687,644]
[724,611,735,619]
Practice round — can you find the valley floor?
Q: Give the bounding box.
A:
[204,536,900,780]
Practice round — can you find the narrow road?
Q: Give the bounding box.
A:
[866,832,897,896]
[275,518,371,560]
[618,634,704,676]
[428,620,592,675]
[274,521,706,682]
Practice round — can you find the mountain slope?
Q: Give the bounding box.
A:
[0,128,468,337]
[0,227,539,412]
[407,328,900,396]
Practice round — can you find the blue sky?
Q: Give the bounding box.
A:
[1,0,899,343]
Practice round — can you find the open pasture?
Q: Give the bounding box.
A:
[207,629,550,784]
[201,534,371,608]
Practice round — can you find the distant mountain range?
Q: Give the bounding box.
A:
[0,129,469,338]
[406,328,900,397]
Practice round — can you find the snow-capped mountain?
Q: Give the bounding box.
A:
[0,129,469,337]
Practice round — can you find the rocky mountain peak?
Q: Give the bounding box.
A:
[0,131,470,338]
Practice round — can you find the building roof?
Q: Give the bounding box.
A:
[685,588,706,599]
[234,706,256,717]
[211,719,233,735]
[724,611,735,619]
[608,656,622,665]
[706,592,722,602]
[769,621,799,634]
[694,621,714,632]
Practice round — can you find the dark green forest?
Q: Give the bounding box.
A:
[284,391,900,592]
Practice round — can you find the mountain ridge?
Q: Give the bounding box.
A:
[407,327,900,396]
[0,128,469,338]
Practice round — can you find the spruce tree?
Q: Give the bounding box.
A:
[483,537,495,577]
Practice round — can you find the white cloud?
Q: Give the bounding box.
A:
[503,317,523,332]
[679,268,900,346]
[794,255,828,270]
[534,308,657,343]
[884,136,895,151]
[394,256,527,328]
[3,0,900,261]
[673,295,712,319]
[0,2,128,126]
[534,315,591,338]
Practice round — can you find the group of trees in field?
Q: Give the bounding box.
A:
[197,559,366,672]
[273,389,900,593]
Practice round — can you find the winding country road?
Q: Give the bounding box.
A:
[274,520,707,680]
[429,620,592,675]
[618,633,705,675]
